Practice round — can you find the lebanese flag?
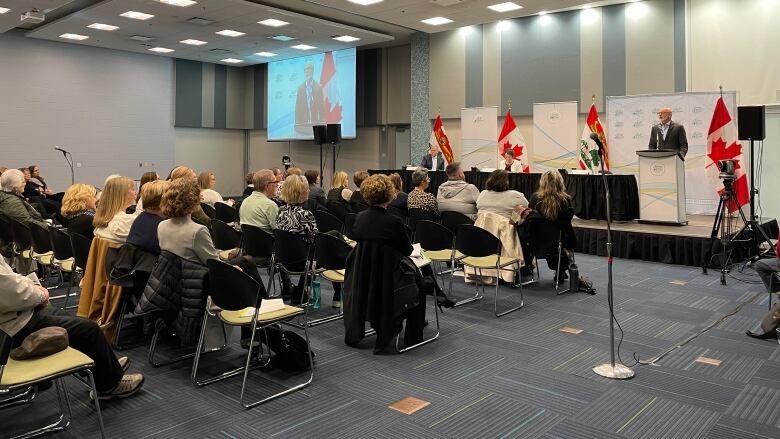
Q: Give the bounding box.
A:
[498,110,530,173]
[429,115,454,165]
[319,51,342,123]
[705,97,749,212]
[578,104,609,171]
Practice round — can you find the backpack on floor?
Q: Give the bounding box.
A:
[265,325,314,371]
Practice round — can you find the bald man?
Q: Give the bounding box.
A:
[648,107,688,158]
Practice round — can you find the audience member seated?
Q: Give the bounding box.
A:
[344,174,431,352]
[0,169,49,230]
[21,167,60,220]
[476,169,528,220]
[326,170,353,220]
[167,166,211,227]
[242,172,255,198]
[304,169,327,211]
[437,162,479,220]
[127,180,170,255]
[502,149,523,173]
[27,165,64,202]
[61,183,98,239]
[239,169,278,235]
[407,168,439,216]
[94,176,137,244]
[0,257,144,400]
[277,174,343,307]
[746,234,780,340]
[349,171,370,213]
[275,167,302,201]
[157,177,219,266]
[388,172,408,211]
[525,170,575,281]
[471,170,527,284]
[135,171,159,211]
[198,170,233,207]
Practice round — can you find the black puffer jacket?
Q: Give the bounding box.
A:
[135,251,209,345]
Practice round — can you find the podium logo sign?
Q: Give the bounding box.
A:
[548,111,561,122]
[651,163,666,176]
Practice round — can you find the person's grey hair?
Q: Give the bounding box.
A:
[253,169,276,191]
[412,168,429,187]
[0,169,24,192]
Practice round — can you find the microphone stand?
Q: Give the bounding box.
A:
[57,149,75,185]
[592,146,634,380]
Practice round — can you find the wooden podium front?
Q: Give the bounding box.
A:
[636,150,687,225]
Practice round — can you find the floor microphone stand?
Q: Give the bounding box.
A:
[59,150,75,185]
[593,148,634,380]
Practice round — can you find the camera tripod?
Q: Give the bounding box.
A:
[706,178,752,285]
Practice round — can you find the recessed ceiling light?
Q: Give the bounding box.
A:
[0,7,10,14]
[87,23,119,31]
[421,17,453,25]
[270,34,295,41]
[154,0,197,6]
[291,44,316,50]
[59,33,89,41]
[255,51,277,57]
[129,35,154,42]
[538,10,548,15]
[120,11,154,20]
[347,0,383,4]
[488,2,523,13]
[180,39,208,45]
[221,58,243,63]
[332,35,360,42]
[216,29,245,37]
[258,18,289,27]
[149,47,174,53]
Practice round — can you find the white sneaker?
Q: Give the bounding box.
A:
[332,300,342,309]
[91,374,144,401]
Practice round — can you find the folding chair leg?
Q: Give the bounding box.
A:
[149,318,227,368]
[192,312,253,387]
[555,241,572,296]
[0,386,36,409]
[493,263,524,317]
[85,370,107,439]
[452,260,483,307]
[395,281,440,353]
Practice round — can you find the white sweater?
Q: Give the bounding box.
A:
[0,258,45,336]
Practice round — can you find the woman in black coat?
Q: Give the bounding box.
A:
[526,170,576,280]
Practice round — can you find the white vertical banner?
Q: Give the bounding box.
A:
[532,101,579,173]
[460,106,498,169]
[606,91,737,214]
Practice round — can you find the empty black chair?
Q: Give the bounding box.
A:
[214,202,238,223]
[49,227,79,309]
[28,222,55,276]
[211,219,242,259]
[9,221,34,273]
[407,208,438,239]
[271,230,313,303]
[240,224,274,265]
[314,210,343,235]
[200,202,216,219]
[343,213,357,240]
[440,211,474,233]
[69,232,92,275]
[325,200,350,222]
[0,217,14,259]
[387,205,407,221]
[415,220,467,302]
[309,232,353,326]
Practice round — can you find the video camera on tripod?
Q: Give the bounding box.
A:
[718,159,737,180]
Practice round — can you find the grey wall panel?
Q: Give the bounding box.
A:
[580,8,604,112]
[465,25,484,108]
[253,64,265,129]
[674,0,686,92]
[214,64,227,129]
[625,0,675,94]
[482,22,502,109]
[430,31,465,118]
[386,45,411,124]
[602,4,626,99]
[175,59,202,127]
[225,66,244,129]
[201,63,215,128]
[501,12,581,116]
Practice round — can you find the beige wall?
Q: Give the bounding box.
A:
[429,31,466,119]
[384,45,411,124]
[625,0,676,95]
[174,128,245,196]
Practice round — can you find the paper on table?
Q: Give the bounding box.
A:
[410,243,431,267]
[239,298,286,318]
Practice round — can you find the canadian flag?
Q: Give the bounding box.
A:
[498,109,530,173]
[320,51,342,124]
[705,97,749,212]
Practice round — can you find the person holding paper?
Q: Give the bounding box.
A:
[648,107,688,158]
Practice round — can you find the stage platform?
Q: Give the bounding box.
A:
[572,214,778,267]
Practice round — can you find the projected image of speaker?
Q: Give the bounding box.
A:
[738,106,765,140]
[313,125,327,144]
[326,124,342,144]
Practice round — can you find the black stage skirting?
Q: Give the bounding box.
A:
[574,219,778,267]
[369,169,639,221]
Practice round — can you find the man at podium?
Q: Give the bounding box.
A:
[648,107,688,159]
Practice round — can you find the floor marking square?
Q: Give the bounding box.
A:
[389,396,431,415]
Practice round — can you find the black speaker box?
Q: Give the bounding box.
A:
[738,106,765,140]
[326,124,342,144]
[312,125,327,144]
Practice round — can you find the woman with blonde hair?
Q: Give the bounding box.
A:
[61,183,98,238]
[527,170,575,281]
[127,180,170,255]
[135,171,159,209]
[93,176,137,243]
[327,171,353,204]
[198,170,233,207]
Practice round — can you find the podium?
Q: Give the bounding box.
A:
[637,150,687,225]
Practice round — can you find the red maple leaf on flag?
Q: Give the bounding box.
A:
[324,97,342,123]
[706,138,742,171]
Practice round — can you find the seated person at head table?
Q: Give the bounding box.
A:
[419,144,445,171]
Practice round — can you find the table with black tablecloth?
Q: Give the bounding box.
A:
[368,170,639,221]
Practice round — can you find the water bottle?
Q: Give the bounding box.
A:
[311,279,321,310]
